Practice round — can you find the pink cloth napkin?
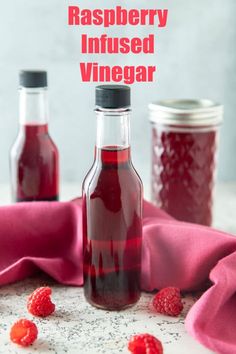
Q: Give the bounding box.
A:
[0,199,235,354]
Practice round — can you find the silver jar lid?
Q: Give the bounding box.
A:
[149,99,223,126]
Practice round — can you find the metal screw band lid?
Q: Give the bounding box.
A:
[149,99,223,126]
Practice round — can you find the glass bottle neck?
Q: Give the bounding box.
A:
[19,87,49,126]
[96,107,130,147]
[95,107,131,164]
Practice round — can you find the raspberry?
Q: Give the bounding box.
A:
[152,286,183,316]
[10,318,38,347]
[128,333,163,354]
[27,286,55,317]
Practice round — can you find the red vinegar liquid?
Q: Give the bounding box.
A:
[151,128,218,225]
[83,146,142,310]
[11,124,59,202]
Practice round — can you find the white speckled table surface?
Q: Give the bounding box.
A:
[0,183,236,354]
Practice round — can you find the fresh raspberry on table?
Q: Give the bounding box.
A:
[10,318,38,347]
[152,286,183,316]
[27,286,55,317]
[128,333,163,354]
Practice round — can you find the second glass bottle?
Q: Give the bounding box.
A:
[10,70,59,202]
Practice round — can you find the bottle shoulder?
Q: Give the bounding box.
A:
[82,162,97,193]
[130,162,143,187]
[83,161,143,196]
[10,131,24,157]
[10,128,59,160]
[46,133,59,152]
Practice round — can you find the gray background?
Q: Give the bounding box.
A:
[0,0,235,189]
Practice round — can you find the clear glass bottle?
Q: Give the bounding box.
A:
[10,70,59,202]
[83,85,143,310]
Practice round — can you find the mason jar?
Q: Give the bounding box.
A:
[149,99,223,226]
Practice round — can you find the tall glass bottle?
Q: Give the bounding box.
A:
[83,85,143,310]
[10,70,59,202]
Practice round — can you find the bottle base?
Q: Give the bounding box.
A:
[84,293,141,311]
[15,195,59,202]
[83,268,142,311]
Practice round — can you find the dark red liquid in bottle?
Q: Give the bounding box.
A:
[83,147,142,310]
[10,124,59,202]
[151,128,218,225]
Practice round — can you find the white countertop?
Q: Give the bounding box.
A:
[0,182,235,354]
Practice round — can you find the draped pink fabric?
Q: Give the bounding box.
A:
[0,199,235,354]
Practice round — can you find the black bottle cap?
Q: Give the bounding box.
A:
[96,85,130,109]
[19,70,47,88]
